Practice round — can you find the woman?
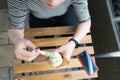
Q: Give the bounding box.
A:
[7,0,91,61]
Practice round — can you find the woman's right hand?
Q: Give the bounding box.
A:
[14,39,40,61]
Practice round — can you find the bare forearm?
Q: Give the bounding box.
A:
[8,29,24,45]
[73,20,91,42]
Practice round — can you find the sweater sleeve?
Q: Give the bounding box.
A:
[7,0,29,29]
[72,0,91,23]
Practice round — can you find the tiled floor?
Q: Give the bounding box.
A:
[0,9,13,80]
[88,0,120,79]
[94,57,120,80]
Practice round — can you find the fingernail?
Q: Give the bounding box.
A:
[35,47,39,49]
[39,54,42,56]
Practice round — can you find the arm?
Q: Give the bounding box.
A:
[8,29,24,46]
[55,0,91,60]
[7,0,40,61]
[73,20,91,43]
[8,29,40,61]
[72,0,91,45]
[55,20,91,60]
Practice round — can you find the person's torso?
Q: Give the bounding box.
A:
[26,0,72,19]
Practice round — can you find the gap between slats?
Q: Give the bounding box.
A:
[30,35,92,47]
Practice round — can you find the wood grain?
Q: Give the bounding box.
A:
[15,70,98,80]
[30,35,92,47]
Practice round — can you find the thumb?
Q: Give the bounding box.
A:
[26,40,37,50]
[55,47,63,53]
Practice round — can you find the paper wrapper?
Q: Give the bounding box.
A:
[57,57,70,68]
[32,49,69,67]
[47,52,63,67]
[47,53,70,68]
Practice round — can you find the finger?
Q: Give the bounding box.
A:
[47,49,55,52]
[55,47,63,52]
[26,40,37,50]
[16,54,35,62]
[58,65,67,68]
[16,50,39,61]
[20,49,40,58]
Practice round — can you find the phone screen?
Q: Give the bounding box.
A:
[77,51,98,75]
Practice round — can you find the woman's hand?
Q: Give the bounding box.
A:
[55,41,76,61]
[15,39,40,61]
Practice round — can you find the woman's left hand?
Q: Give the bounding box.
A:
[55,41,76,61]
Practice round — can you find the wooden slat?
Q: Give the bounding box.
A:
[31,35,92,47]
[15,70,98,80]
[14,57,96,74]
[36,46,94,59]
[73,46,94,56]
[42,46,94,56]
[14,46,94,60]
[25,26,76,36]
[14,46,94,61]
[14,58,81,73]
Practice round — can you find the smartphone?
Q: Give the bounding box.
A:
[77,51,98,75]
